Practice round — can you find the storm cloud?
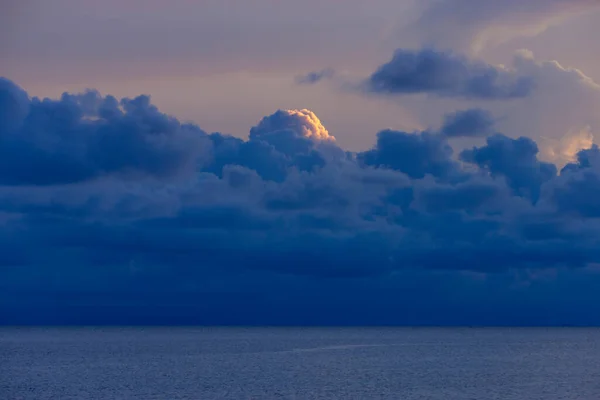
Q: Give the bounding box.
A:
[2,77,600,325]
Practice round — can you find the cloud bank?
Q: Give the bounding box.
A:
[3,77,600,325]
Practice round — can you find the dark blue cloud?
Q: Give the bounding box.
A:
[358,129,462,181]
[460,134,557,202]
[552,145,600,218]
[0,80,209,185]
[0,77,29,134]
[2,77,600,326]
[441,108,496,137]
[365,48,535,99]
[561,144,600,173]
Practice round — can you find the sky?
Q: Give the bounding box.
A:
[2,0,600,325]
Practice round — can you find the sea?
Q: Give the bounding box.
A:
[1,327,599,399]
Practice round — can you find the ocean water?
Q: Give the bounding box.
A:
[1,327,599,399]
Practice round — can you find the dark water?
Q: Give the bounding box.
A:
[1,328,599,399]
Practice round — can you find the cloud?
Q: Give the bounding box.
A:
[4,77,600,325]
[441,108,496,138]
[0,79,210,185]
[552,145,600,218]
[460,134,557,202]
[250,108,335,143]
[295,68,335,85]
[358,129,462,181]
[546,126,594,165]
[364,48,535,100]
[412,0,600,53]
[0,77,29,134]
[505,51,600,165]
[200,109,336,182]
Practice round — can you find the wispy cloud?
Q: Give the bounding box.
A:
[412,0,600,52]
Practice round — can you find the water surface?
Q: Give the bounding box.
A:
[1,327,599,399]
